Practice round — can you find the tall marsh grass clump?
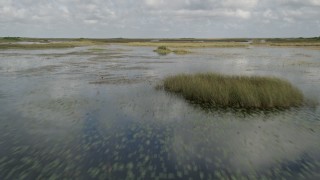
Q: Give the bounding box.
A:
[163,73,304,109]
[154,46,191,55]
[154,46,172,55]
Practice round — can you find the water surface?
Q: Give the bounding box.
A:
[0,45,320,179]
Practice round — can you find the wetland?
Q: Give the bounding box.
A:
[0,39,320,179]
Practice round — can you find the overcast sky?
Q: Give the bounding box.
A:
[0,0,320,38]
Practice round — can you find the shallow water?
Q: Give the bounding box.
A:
[0,45,320,179]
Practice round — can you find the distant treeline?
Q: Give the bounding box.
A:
[265,37,320,43]
[1,37,22,41]
[1,36,320,43]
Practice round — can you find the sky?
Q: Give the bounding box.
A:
[0,0,320,38]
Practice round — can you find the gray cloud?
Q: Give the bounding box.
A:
[0,0,319,38]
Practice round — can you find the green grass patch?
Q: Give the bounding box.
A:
[163,73,304,109]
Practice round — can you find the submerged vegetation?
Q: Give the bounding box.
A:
[163,73,304,109]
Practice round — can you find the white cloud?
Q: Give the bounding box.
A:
[0,0,319,37]
[279,0,320,6]
[222,0,258,9]
[263,10,278,20]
